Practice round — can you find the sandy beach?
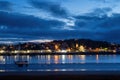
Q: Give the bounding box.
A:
[1,71,120,80]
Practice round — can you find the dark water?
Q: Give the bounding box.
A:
[0,54,119,64]
[0,54,120,72]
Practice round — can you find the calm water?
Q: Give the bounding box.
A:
[1,54,120,72]
[0,54,119,64]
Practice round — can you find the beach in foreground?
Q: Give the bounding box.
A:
[0,71,120,80]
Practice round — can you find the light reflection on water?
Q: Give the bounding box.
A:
[0,54,119,64]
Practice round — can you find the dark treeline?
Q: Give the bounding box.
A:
[0,39,119,51]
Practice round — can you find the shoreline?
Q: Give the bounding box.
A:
[0,52,119,55]
[1,70,120,75]
[1,71,120,80]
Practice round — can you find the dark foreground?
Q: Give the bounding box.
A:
[1,71,120,80]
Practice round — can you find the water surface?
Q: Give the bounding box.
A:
[0,54,120,72]
[0,54,119,64]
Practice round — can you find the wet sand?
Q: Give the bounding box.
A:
[1,71,120,80]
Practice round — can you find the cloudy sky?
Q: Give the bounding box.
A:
[0,0,120,43]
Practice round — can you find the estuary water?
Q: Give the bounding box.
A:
[0,54,120,72]
[0,54,119,64]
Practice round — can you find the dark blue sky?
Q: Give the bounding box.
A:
[0,0,120,43]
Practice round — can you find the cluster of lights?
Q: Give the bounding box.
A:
[0,42,119,54]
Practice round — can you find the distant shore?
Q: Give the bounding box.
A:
[0,52,119,55]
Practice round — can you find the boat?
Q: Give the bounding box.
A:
[14,43,28,67]
[15,61,28,67]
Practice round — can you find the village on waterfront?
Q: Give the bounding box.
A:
[0,39,120,54]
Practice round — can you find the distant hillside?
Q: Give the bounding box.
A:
[52,39,120,49]
[0,39,120,51]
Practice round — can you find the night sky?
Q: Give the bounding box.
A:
[0,0,120,43]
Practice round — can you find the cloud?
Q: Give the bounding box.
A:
[86,7,112,17]
[105,29,120,43]
[74,7,112,29]
[92,0,120,3]
[0,1,13,11]
[29,0,68,18]
[0,1,120,44]
[0,11,66,40]
[94,29,120,43]
[73,9,120,43]
[91,0,109,3]
[25,30,95,40]
[74,15,104,30]
[98,14,120,29]
[74,7,113,29]
[0,11,65,30]
[0,11,95,41]
[94,7,112,13]
[1,10,120,43]
[74,16,104,28]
